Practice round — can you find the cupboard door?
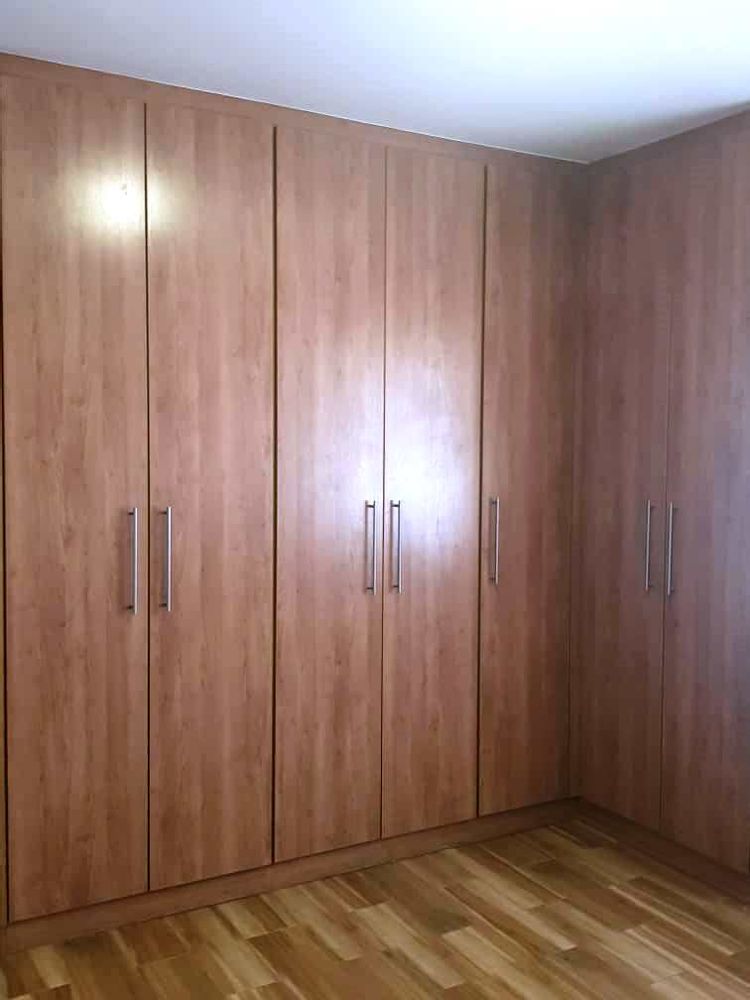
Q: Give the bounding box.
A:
[574,154,672,829]
[479,160,581,814]
[383,149,483,837]
[275,128,385,861]
[148,105,274,887]
[661,123,750,870]
[2,77,148,919]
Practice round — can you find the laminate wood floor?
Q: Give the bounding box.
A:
[3,817,750,998]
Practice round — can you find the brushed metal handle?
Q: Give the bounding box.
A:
[666,502,676,597]
[366,500,377,594]
[644,500,654,592]
[161,506,173,611]
[490,496,500,585]
[390,500,402,593]
[128,507,138,614]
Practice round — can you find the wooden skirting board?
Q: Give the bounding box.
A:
[3,796,750,953]
[1,800,575,953]
[577,801,750,904]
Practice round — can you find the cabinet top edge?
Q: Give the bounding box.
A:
[0,51,586,173]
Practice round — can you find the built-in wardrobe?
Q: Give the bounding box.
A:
[575,115,750,873]
[0,62,580,939]
[3,51,750,951]
[2,80,277,920]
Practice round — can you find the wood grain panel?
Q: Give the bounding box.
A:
[382,148,484,837]
[479,160,582,814]
[573,152,673,830]
[147,104,274,888]
[661,120,750,871]
[2,75,148,919]
[275,127,385,861]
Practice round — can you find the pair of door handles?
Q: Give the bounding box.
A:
[127,506,173,615]
[645,500,676,596]
[364,500,402,596]
[364,497,502,596]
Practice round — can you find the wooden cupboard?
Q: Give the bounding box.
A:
[382,149,485,837]
[576,152,673,830]
[147,105,275,888]
[2,76,149,920]
[11,49,750,940]
[579,118,750,872]
[1,76,277,915]
[3,65,552,928]
[479,158,580,816]
[661,121,750,871]
[275,127,385,861]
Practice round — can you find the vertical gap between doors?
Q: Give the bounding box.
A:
[658,173,677,835]
[270,125,279,864]
[379,146,388,841]
[475,163,489,820]
[143,102,152,891]
[0,90,10,924]
[380,146,390,840]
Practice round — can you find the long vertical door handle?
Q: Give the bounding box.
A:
[490,496,500,585]
[365,500,377,594]
[161,506,173,611]
[644,500,654,591]
[390,500,402,593]
[128,507,139,614]
[666,502,676,597]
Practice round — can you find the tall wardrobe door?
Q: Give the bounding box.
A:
[573,154,672,830]
[275,127,385,861]
[2,77,148,919]
[383,149,484,837]
[661,123,750,871]
[147,106,274,888]
[479,160,581,815]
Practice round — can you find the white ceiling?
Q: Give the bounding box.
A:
[2,0,750,162]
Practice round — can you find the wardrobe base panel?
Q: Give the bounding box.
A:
[1,799,575,953]
[579,800,750,903]
[4,797,748,954]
